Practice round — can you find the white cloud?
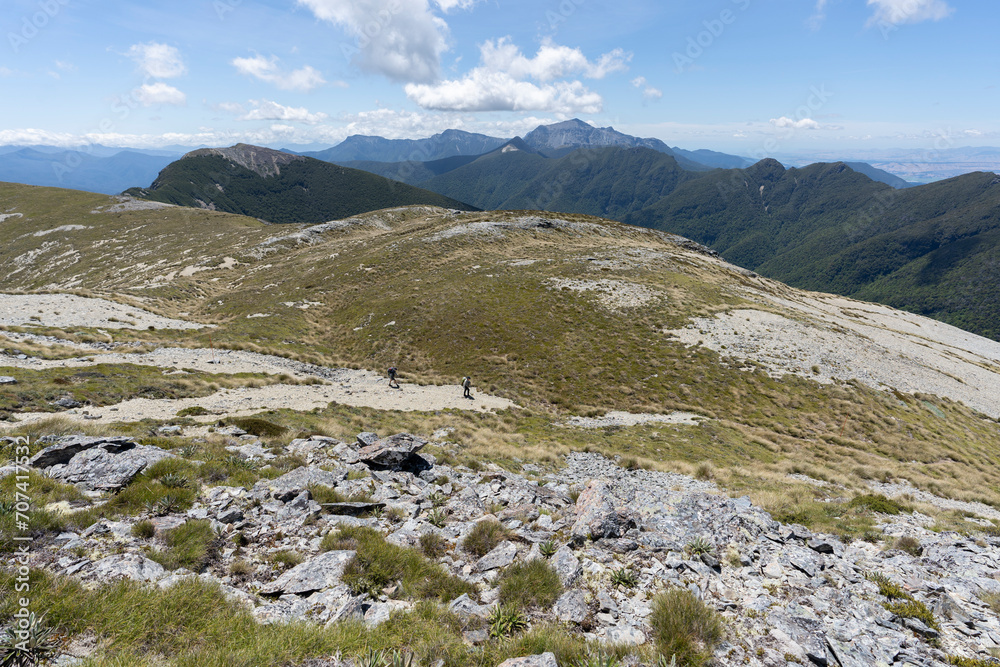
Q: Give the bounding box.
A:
[239,99,329,124]
[631,76,663,101]
[231,54,328,92]
[481,38,629,81]
[433,0,477,10]
[770,116,822,130]
[134,82,187,107]
[0,67,12,77]
[213,101,246,114]
[296,0,448,83]
[866,0,953,25]
[405,39,628,113]
[406,71,603,113]
[127,43,186,78]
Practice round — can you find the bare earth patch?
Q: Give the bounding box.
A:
[561,411,704,428]
[547,278,662,310]
[667,289,1000,419]
[0,293,208,330]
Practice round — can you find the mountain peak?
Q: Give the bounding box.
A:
[184,144,305,178]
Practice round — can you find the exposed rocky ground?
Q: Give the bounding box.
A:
[8,429,1000,666]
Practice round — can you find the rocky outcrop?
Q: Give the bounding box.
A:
[20,433,1000,666]
[357,432,427,469]
[30,436,175,491]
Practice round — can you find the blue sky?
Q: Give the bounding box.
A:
[0,0,993,153]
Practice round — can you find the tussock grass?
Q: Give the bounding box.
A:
[324,526,476,603]
[498,560,563,611]
[461,519,510,557]
[650,588,725,667]
[147,520,220,572]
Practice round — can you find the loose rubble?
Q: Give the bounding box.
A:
[10,430,1000,667]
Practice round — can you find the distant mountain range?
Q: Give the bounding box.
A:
[124,144,476,223]
[0,148,176,195]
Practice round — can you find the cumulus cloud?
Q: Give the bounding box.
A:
[631,76,663,101]
[238,99,329,124]
[405,39,628,113]
[406,71,603,113]
[134,82,187,107]
[433,0,478,10]
[770,116,821,130]
[481,38,629,81]
[232,54,328,92]
[127,43,186,78]
[297,0,448,83]
[866,0,954,25]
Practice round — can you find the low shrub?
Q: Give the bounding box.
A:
[419,532,448,559]
[848,494,907,515]
[269,550,304,570]
[226,417,287,438]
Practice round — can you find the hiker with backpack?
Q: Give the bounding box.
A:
[387,366,400,388]
[462,375,472,399]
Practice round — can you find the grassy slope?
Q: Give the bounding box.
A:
[2,183,1000,522]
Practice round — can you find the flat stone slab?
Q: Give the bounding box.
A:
[47,444,175,491]
[30,435,137,468]
[496,653,558,667]
[0,376,16,385]
[259,550,356,596]
[91,554,166,583]
[254,466,347,502]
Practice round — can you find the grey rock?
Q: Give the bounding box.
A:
[46,444,175,491]
[603,624,646,645]
[259,550,356,596]
[475,540,518,572]
[0,376,17,385]
[356,432,380,447]
[254,466,346,502]
[357,433,427,469]
[570,480,635,541]
[496,653,558,667]
[551,545,581,586]
[53,397,83,409]
[91,554,166,583]
[554,589,588,623]
[449,593,493,620]
[158,425,183,436]
[597,590,617,614]
[30,435,137,468]
[217,508,244,524]
[808,537,839,554]
[226,442,277,460]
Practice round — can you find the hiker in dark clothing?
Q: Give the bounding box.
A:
[388,366,400,388]
[462,376,472,399]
